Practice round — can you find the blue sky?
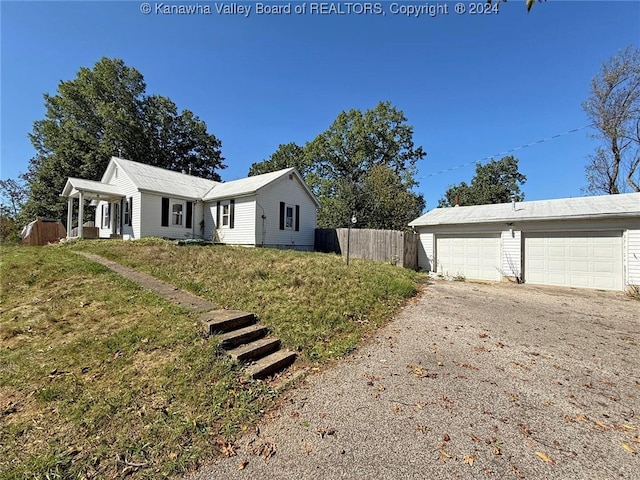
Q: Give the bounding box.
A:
[1,0,639,211]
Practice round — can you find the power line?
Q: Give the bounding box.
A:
[419,124,593,179]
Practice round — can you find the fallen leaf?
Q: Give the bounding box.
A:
[622,443,636,454]
[392,405,400,414]
[594,420,609,430]
[237,459,248,470]
[219,441,237,457]
[463,454,475,465]
[438,449,451,462]
[478,332,488,338]
[443,434,451,442]
[535,451,556,465]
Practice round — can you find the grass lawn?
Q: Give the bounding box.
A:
[1,240,421,479]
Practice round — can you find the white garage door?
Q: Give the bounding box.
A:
[524,231,623,291]
[436,234,501,281]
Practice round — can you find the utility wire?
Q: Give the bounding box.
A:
[419,124,593,179]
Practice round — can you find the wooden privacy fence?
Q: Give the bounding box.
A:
[315,228,418,269]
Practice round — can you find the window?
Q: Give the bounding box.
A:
[279,202,300,231]
[216,200,235,229]
[102,204,110,229]
[222,203,230,226]
[172,203,183,226]
[123,199,130,226]
[285,206,294,229]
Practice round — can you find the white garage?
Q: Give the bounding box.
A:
[524,231,623,290]
[409,192,640,292]
[436,234,501,281]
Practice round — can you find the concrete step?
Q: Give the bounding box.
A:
[227,337,281,362]
[219,324,267,349]
[201,310,255,336]
[245,350,297,380]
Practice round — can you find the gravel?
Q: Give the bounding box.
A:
[187,280,640,480]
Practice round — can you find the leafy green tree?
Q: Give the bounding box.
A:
[248,142,312,177]
[582,46,640,194]
[21,57,225,222]
[438,156,526,207]
[306,101,426,228]
[248,102,426,230]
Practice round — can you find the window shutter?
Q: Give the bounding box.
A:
[186,201,193,229]
[295,205,300,231]
[102,205,106,228]
[107,204,111,229]
[161,197,169,227]
[216,201,221,228]
[229,199,235,229]
[120,199,125,229]
[279,202,285,230]
[128,197,133,226]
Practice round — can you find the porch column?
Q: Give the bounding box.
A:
[67,196,73,238]
[78,191,84,239]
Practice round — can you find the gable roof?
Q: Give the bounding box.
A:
[202,168,320,207]
[61,177,125,199]
[107,157,220,198]
[409,192,640,227]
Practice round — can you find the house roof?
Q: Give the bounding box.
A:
[202,167,321,207]
[409,192,640,227]
[110,157,220,198]
[61,177,125,199]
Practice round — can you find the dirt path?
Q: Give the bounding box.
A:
[187,280,640,480]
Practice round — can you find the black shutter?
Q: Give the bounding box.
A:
[216,201,221,227]
[102,205,106,228]
[120,198,125,230]
[229,199,235,229]
[295,205,300,231]
[161,197,169,227]
[279,202,285,230]
[186,201,193,229]
[128,197,133,226]
[107,204,111,229]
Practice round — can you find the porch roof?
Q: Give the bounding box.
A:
[61,178,125,200]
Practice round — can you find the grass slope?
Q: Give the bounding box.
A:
[1,240,420,478]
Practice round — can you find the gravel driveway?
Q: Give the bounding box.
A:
[188,280,640,480]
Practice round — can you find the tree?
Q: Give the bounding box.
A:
[0,178,28,243]
[21,57,225,223]
[247,102,426,229]
[248,142,311,177]
[438,156,526,207]
[306,101,426,229]
[582,46,640,194]
[0,178,28,218]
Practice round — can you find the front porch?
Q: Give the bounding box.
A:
[61,178,125,239]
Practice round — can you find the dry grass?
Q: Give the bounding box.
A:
[1,240,420,478]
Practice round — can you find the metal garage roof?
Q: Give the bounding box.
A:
[409,192,640,226]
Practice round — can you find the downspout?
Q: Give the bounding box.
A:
[256,201,266,247]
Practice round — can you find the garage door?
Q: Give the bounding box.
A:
[436,234,501,281]
[524,231,623,291]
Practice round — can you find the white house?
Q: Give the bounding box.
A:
[61,157,320,250]
[408,193,640,292]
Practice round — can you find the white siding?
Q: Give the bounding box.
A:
[254,174,317,250]
[417,232,434,271]
[627,229,640,287]
[140,193,202,239]
[96,166,141,239]
[501,229,522,279]
[210,197,257,245]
